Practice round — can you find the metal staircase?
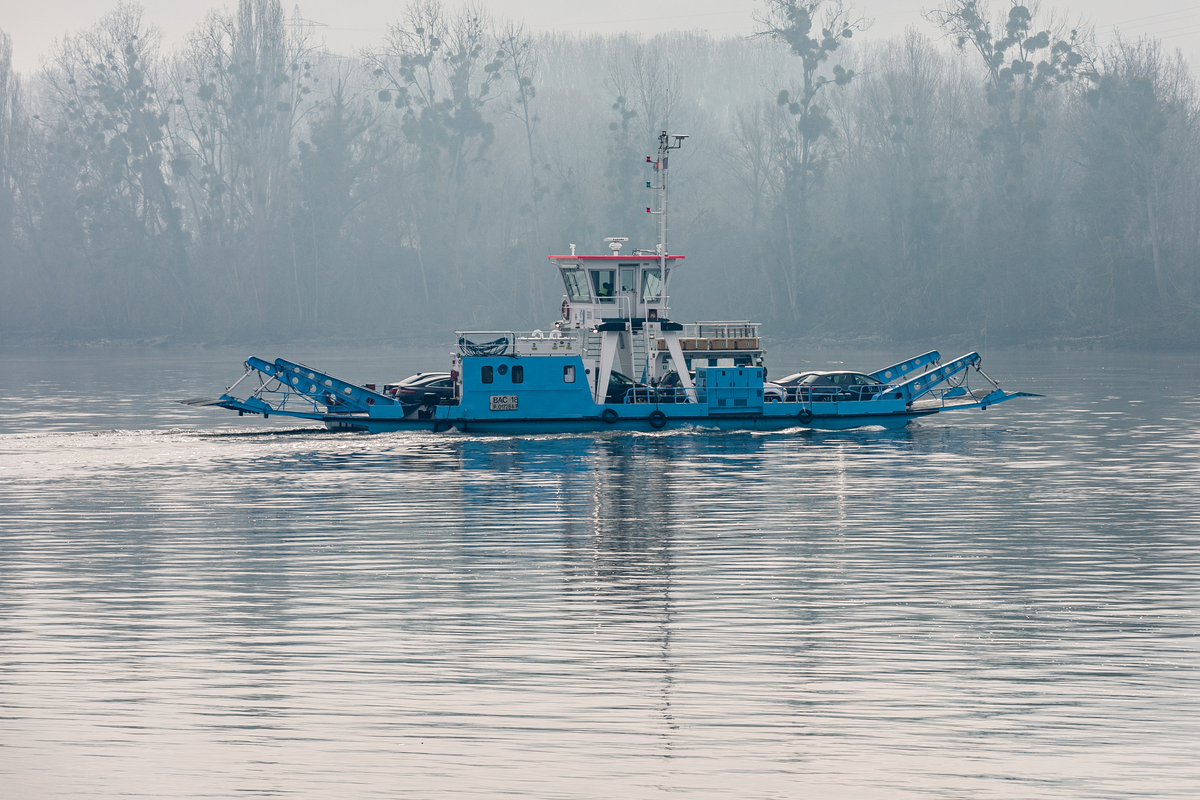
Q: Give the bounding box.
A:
[631,329,653,383]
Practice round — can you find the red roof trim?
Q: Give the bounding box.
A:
[546,255,685,261]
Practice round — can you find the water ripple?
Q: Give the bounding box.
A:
[1,347,1198,799]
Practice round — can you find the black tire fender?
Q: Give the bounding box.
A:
[798,408,814,425]
[648,410,667,429]
[433,420,453,433]
[601,408,619,425]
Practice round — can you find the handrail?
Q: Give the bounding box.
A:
[682,321,761,339]
[780,385,892,403]
[614,295,632,320]
[622,387,705,404]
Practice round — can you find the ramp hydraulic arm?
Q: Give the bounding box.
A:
[245,357,397,413]
[181,357,399,420]
[883,352,980,403]
[869,350,940,383]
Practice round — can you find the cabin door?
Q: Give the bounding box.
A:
[618,264,639,320]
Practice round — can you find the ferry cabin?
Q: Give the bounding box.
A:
[450,249,768,410]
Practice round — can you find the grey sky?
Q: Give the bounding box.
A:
[6,1,1200,73]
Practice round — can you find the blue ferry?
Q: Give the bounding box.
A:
[184,133,1036,433]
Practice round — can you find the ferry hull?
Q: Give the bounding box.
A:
[199,353,1030,436]
[322,406,939,434]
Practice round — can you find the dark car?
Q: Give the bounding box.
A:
[606,371,646,404]
[653,370,693,403]
[386,372,455,405]
[790,371,885,401]
[774,371,819,387]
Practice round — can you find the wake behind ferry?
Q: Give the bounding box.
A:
[184,132,1037,433]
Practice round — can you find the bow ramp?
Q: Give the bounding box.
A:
[869,350,941,383]
[183,357,397,421]
[885,352,1041,411]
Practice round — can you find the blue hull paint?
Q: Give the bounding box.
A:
[202,349,1026,435]
[320,404,937,434]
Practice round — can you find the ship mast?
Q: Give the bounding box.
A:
[648,131,688,279]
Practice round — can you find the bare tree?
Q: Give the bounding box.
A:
[39,5,193,329]
[169,0,316,325]
[367,0,504,301]
[756,0,863,323]
[0,30,20,265]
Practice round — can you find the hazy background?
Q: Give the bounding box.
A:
[2,0,1200,345]
[9,1,1200,73]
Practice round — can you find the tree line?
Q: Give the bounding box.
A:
[1,0,1198,345]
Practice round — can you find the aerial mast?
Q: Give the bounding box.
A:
[647,131,688,278]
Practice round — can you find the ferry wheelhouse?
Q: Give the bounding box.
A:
[185,132,1036,433]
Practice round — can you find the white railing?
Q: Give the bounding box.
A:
[514,328,584,356]
[621,387,705,404]
[458,329,589,356]
[779,385,892,403]
[683,321,761,339]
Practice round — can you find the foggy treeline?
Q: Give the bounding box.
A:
[2,0,1199,345]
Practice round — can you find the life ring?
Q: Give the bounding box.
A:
[549,330,563,339]
[532,329,544,339]
[601,408,619,424]
[433,420,453,433]
[561,299,570,320]
[798,408,814,424]
[648,410,667,429]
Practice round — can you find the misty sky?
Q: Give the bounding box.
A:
[6,0,1200,73]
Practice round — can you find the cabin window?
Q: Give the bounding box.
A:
[620,266,636,292]
[591,269,616,302]
[563,365,575,383]
[512,365,524,383]
[481,365,493,384]
[642,268,663,301]
[561,268,591,302]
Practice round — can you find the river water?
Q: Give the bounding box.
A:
[1,345,1197,799]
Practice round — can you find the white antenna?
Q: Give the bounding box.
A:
[647,132,688,272]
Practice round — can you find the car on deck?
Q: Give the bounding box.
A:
[782,371,886,401]
[386,372,456,405]
[606,371,645,404]
[773,371,818,387]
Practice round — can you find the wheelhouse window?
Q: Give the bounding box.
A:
[563,365,575,383]
[642,268,663,301]
[620,266,637,292]
[561,268,591,302]
[481,365,493,384]
[591,269,616,302]
[511,365,524,383]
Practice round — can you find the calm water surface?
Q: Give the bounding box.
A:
[1,346,1198,798]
